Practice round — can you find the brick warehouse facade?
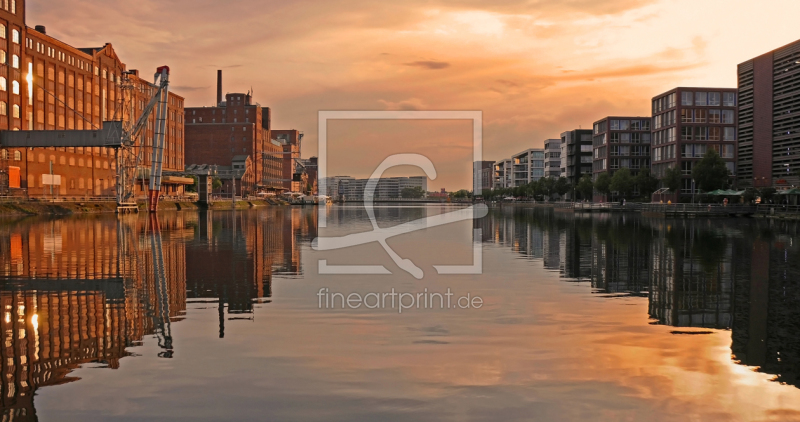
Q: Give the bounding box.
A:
[272,129,303,192]
[0,0,187,198]
[738,38,800,189]
[651,87,738,196]
[185,91,283,194]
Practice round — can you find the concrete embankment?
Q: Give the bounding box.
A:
[0,200,279,216]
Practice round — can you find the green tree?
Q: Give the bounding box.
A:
[555,177,571,198]
[610,168,635,199]
[541,177,556,199]
[760,187,777,202]
[212,177,223,190]
[692,149,730,192]
[635,169,659,198]
[576,175,594,200]
[401,186,425,198]
[186,175,199,193]
[595,172,612,198]
[452,189,471,199]
[663,166,682,193]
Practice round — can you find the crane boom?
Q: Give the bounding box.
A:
[147,66,170,212]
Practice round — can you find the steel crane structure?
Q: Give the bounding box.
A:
[0,66,171,212]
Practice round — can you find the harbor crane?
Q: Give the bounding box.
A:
[0,66,171,212]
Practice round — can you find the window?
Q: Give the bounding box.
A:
[0,25,5,39]
[13,151,20,161]
[620,133,631,142]
[631,133,641,143]
[694,109,707,123]
[709,127,721,141]
[11,29,18,44]
[681,160,694,175]
[11,54,18,69]
[11,80,18,95]
[642,120,650,131]
[695,92,708,106]
[630,120,641,130]
[726,162,735,174]
[723,92,736,107]
[619,120,630,130]
[610,120,619,130]
[681,109,692,123]
[610,133,620,143]
[694,127,708,141]
[0,77,5,92]
[681,126,693,141]
[642,133,651,143]
[721,144,735,158]
[666,128,676,143]
[724,127,736,141]
[722,110,734,124]
[667,93,676,109]
[709,109,721,123]
[708,92,721,106]
[12,104,19,118]
[681,91,693,106]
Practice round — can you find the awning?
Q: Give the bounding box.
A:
[162,176,195,185]
[776,188,800,195]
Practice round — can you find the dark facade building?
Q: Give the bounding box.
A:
[591,116,651,200]
[738,38,800,188]
[651,87,738,196]
[472,160,493,194]
[561,129,593,188]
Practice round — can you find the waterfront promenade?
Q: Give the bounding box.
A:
[495,201,800,219]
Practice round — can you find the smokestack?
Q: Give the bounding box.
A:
[216,70,222,106]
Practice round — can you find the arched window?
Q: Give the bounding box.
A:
[0,25,5,39]
[0,77,6,91]
[12,104,19,119]
[12,80,19,95]
[11,54,18,69]
[11,29,19,44]
[0,51,5,65]
[0,102,7,116]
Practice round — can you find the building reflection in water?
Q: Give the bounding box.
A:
[0,208,316,420]
[478,207,799,390]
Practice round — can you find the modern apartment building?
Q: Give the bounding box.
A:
[493,158,511,189]
[511,148,545,186]
[561,129,593,187]
[592,116,652,178]
[544,139,561,178]
[651,87,738,195]
[738,38,800,188]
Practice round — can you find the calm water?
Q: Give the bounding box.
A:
[0,205,798,421]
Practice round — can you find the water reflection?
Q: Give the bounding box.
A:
[0,209,316,420]
[478,207,799,389]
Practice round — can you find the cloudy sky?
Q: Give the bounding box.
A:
[29,0,800,189]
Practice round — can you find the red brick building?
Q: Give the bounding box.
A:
[185,89,283,194]
[272,129,302,192]
[0,0,186,198]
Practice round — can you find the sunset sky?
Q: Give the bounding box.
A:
[30,0,800,189]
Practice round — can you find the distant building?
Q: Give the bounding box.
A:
[511,148,545,186]
[493,158,512,189]
[561,129,593,188]
[737,38,800,188]
[651,87,738,196]
[544,139,561,178]
[272,129,303,192]
[591,116,652,201]
[331,176,427,201]
[472,160,493,194]
[185,72,282,195]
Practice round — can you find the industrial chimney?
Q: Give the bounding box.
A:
[216,70,222,106]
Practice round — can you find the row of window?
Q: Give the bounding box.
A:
[0,25,19,43]
[653,145,676,162]
[192,117,250,124]
[681,144,735,159]
[681,126,736,141]
[681,109,735,124]
[653,91,737,113]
